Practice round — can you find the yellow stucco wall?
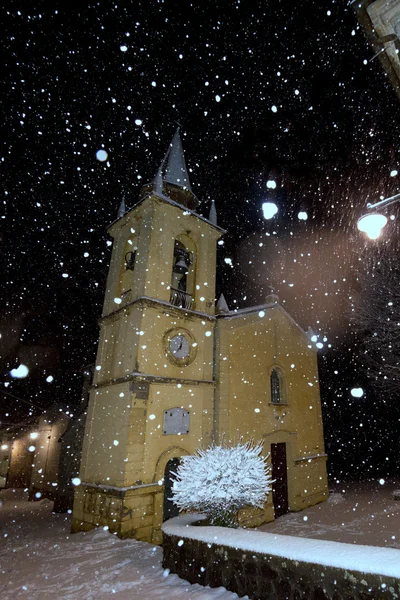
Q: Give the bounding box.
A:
[215,305,328,518]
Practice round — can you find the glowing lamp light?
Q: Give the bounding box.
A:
[357,213,387,239]
[350,387,364,398]
[262,202,278,220]
[30,432,38,440]
[1,444,8,450]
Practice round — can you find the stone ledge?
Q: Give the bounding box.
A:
[162,514,400,599]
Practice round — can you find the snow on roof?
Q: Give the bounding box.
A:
[162,514,400,579]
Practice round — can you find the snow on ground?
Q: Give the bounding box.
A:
[2,480,399,598]
[257,478,400,549]
[0,489,243,600]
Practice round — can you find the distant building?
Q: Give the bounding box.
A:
[0,405,69,500]
[0,365,91,510]
[352,0,400,100]
[53,367,92,513]
[71,129,328,544]
[0,419,36,489]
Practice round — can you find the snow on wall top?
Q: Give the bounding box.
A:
[162,514,400,579]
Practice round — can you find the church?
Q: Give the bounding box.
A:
[71,129,328,544]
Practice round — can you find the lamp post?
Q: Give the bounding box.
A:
[357,191,400,239]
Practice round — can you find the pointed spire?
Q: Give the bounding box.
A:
[164,128,192,191]
[153,164,164,194]
[117,197,126,219]
[265,293,279,305]
[216,293,229,314]
[209,199,217,225]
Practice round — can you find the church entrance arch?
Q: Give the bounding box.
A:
[163,457,181,522]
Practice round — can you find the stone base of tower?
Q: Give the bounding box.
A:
[71,483,164,544]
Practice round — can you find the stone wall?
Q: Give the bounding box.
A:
[162,523,400,599]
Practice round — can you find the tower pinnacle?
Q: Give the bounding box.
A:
[144,127,199,211]
[164,128,192,191]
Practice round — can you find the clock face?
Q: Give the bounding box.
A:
[169,334,190,359]
[164,328,197,365]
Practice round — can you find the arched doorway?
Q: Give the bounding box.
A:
[271,442,289,517]
[163,457,181,522]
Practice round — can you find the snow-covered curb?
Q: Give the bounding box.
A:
[162,513,400,579]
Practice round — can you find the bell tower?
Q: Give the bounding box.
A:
[72,129,224,543]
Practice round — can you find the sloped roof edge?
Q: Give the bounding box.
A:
[217,302,316,349]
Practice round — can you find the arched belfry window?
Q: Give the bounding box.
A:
[170,237,195,309]
[125,250,136,271]
[119,235,138,295]
[270,368,286,404]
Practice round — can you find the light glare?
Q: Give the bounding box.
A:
[357,213,387,239]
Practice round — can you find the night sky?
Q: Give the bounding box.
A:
[2,1,400,477]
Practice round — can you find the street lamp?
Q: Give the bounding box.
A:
[357,191,400,239]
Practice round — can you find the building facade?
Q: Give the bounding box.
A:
[71,130,328,543]
[352,0,400,100]
[0,404,70,500]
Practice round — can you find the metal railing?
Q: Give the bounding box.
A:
[170,287,193,309]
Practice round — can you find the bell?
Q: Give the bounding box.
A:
[125,251,136,271]
[173,255,189,274]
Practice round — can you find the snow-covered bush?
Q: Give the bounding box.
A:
[171,441,272,528]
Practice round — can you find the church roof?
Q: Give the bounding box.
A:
[163,128,192,191]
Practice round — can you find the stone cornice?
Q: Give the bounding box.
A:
[107,191,226,235]
[92,371,215,390]
[99,295,216,325]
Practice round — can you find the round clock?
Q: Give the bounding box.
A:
[164,328,197,365]
[169,334,190,359]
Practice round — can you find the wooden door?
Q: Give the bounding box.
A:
[271,442,289,518]
[163,457,181,522]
